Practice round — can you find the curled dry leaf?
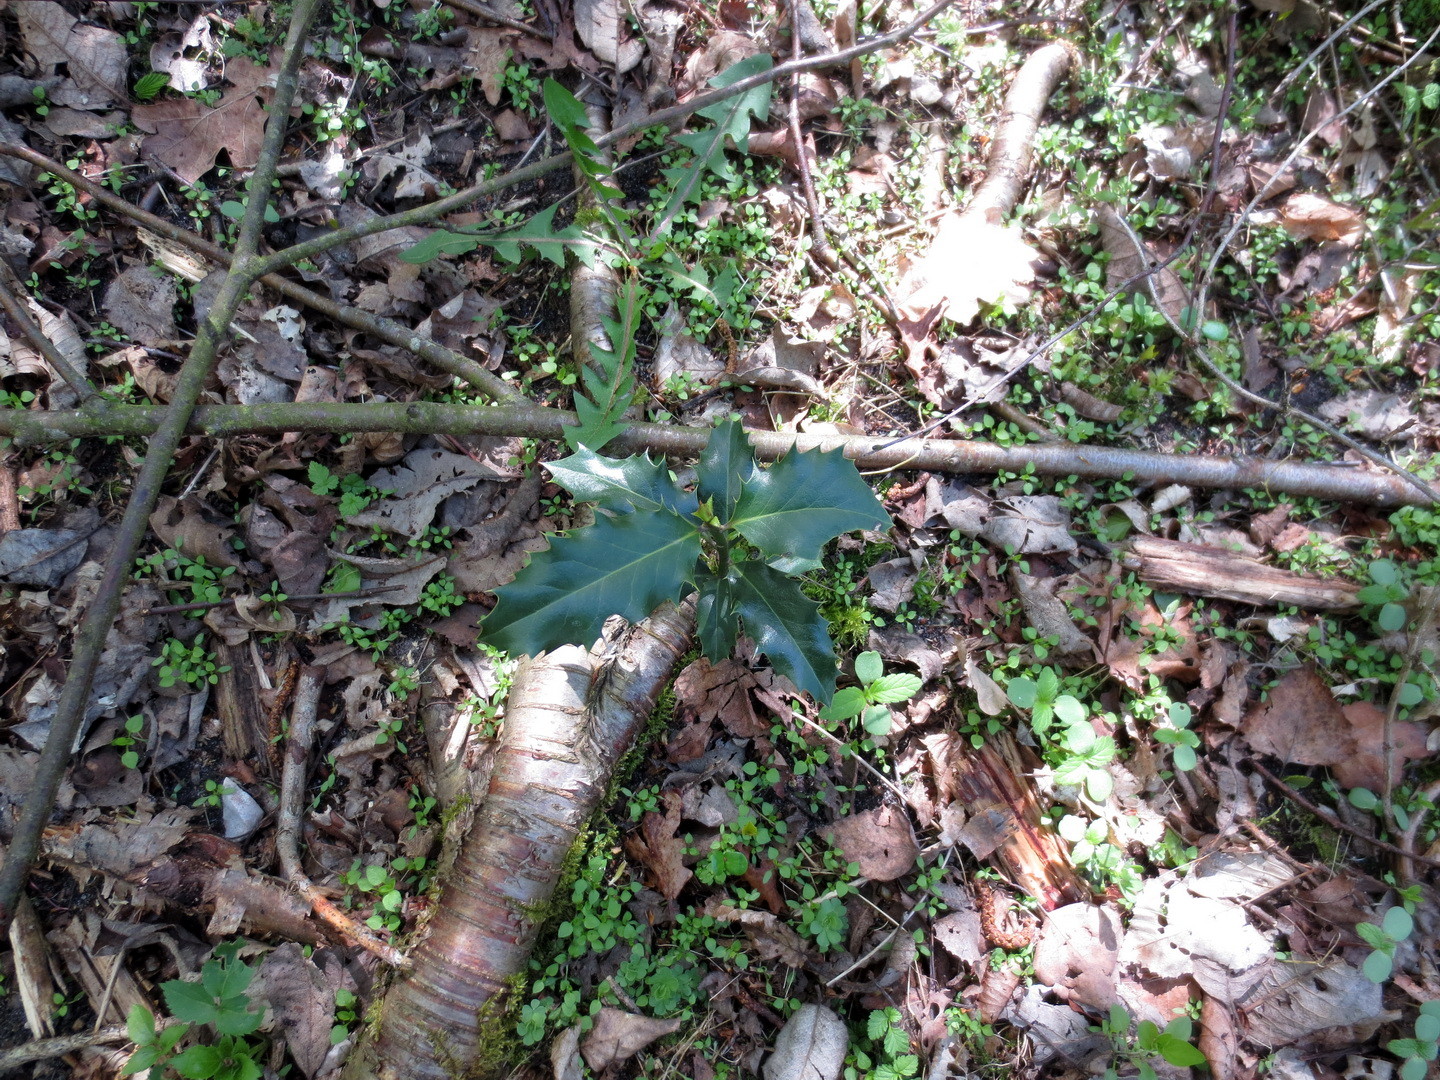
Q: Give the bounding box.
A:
[1095,205,1190,326]
[1241,666,1355,768]
[15,1,127,111]
[581,1008,683,1073]
[1277,192,1364,245]
[822,805,918,881]
[763,1003,848,1080]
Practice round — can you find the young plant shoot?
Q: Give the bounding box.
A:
[482,419,891,702]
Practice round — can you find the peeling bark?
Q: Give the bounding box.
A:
[345,600,695,1080]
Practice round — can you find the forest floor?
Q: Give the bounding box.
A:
[1,0,1440,1078]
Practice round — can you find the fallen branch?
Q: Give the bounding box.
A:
[343,599,695,1080]
[277,666,412,970]
[0,0,322,934]
[1,400,1430,507]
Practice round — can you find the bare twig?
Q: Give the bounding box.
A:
[277,666,411,969]
[0,147,519,404]
[438,0,553,38]
[0,0,322,935]
[0,1023,137,1072]
[788,0,837,270]
[0,260,98,403]
[1,399,1430,507]
[1251,761,1440,876]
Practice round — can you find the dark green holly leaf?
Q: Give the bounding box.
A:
[696,417,756,522]
[695,566,739,660]
[730,559,837,701]
[546,449,697,516]
[484,511,702,657]
[566,277,643,450]
[731,446,890,564]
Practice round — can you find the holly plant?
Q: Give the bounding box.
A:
[482,419,891,701]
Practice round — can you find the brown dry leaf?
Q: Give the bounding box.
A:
[1330,700,1430,791]
[896,212,1041,362]
[149,495,242,570]
[1033,903,1123,1011]
[345,449,504,541]
[1277,192,1363,244]
[149,15,214,94]
[103,265,178,346]
[823,805,917,881]
[574,0,645,73]
[1199,995,1240,1080]
[253,944,337,1080]
[624,791,691,901]
[703,900,816,967]
[1095,205,1189,326]
[16,1,127,111]
[673,657,768,737]
[581,1008,682,1072]
[133,56,274,184]
[1241,667,1356,768]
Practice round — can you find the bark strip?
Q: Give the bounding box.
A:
[346,600,695,1080]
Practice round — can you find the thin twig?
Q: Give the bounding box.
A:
[0,1023,141,1072]
[0,260,98,403]
[1399,777,1440,879]
[787,0,837,270]
[1251,761,1440,876]
[0,0,323,935]
[438,0,553,39]
[0,398,1431,507]
[277,666,411,969]
[0,147,519,405]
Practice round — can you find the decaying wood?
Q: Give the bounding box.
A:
[346,600,695,1080]
[943,732,1086,911]
[1123,535,1362,610]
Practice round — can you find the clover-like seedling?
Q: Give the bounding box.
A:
[817,650,922,736]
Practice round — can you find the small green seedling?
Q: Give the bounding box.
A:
[1357,559,1409,633]
[1097,1004,1206,1080]
[819,651,922,736]
[1153,701,1199,771]
[1358,905,1415,983]
[114,714,146,769]
[1389,1000,1440,1080]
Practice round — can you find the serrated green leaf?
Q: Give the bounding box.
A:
[1356,922,1392,949]
[1053,757,1087,785]
[133,70,170,101]
[546,449,697,515]
[867,1010,888,1041]
[730,559,837,701]
[400,230,481,264]
[484,510,701,656]
[171,1045,225,1080]
[127,1004,156,1044]
[543,78,593,142]
[163,979,220,1025]
[696,418,756,521]
[654,54,772,235]
[819,686,866,721]
[730,446,890,564]
[869,672,920,703]
[478,204,597,268]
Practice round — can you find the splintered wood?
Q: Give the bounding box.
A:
[1123,535,1362,610]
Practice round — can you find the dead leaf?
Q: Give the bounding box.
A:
[133,57,275,184]
[574,0,644,73]
[1096,205,1189,326]
[763,1003,848,1080]
[16,2,127,110]
[823,805,917,881]
[581,1008,682,1072]
[254,944,338,1079]
[1277,192,1363,244]
[1330,700,1430,791]
[1240,959,1390,1049]
[1316,390,1418,442]
[103,266,179,346]
[896,212,1041,361]
[149,16,214,94]
[703,900,815,967]
[1241,667,1356,768]
[979,495,1076,555]
[149,495,242,570]
[1033,903,1122,1011]
[674,657,768,738]
[346,449,504,540]
[624,791,692,900]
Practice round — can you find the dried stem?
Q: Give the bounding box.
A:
[0,0,322,934]
[277,666,411,969]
